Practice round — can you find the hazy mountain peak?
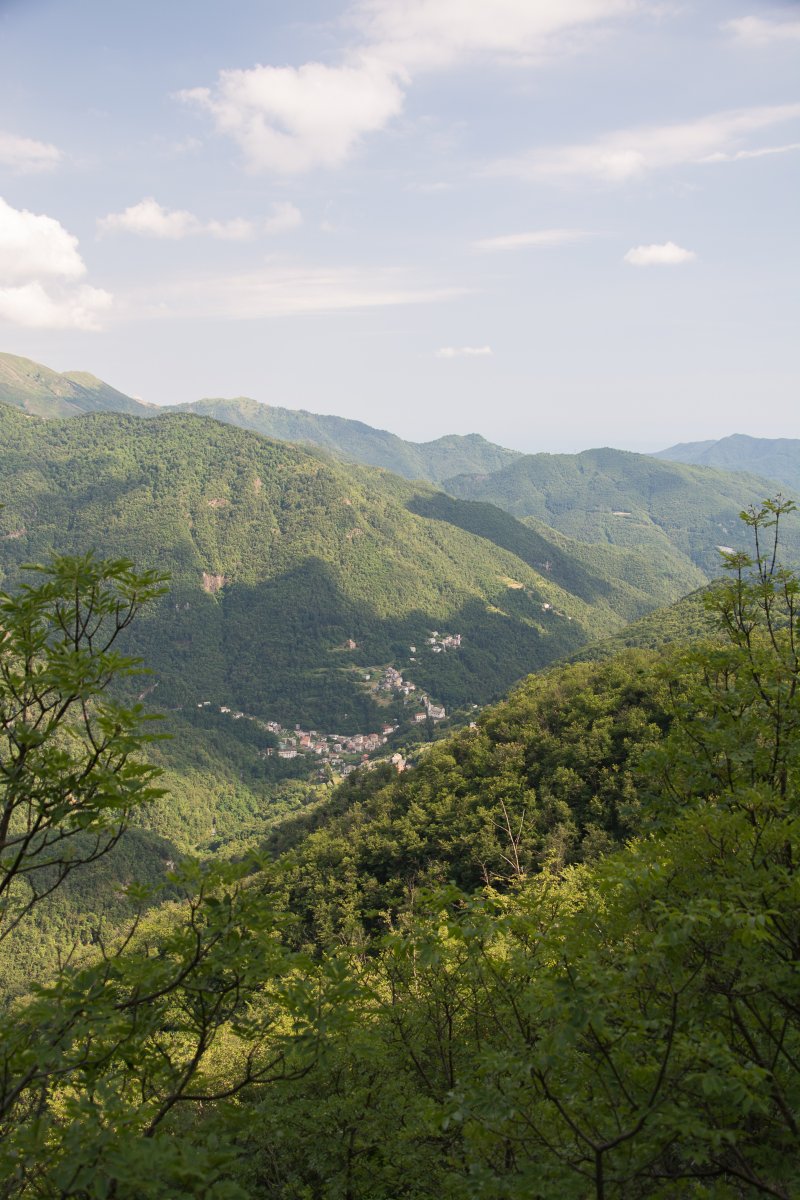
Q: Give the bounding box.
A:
[653,434,800,494]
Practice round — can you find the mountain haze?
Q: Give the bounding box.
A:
[653,433,800,493]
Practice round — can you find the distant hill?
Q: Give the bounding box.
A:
[444,446,800,576]
[0,403,695,735]
[171,395,521,485]
[0,352,153,418]
[653,433,800,494]
[0,352,520,486]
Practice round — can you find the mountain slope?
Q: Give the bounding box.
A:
[444,446,800,575]
[0,352,153,418]
[653,433,800,493]
[0,403,687,734]
[172,395,520,485]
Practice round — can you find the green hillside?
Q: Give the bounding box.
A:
[0,403,690,737]
[569,587,714,662]
[0,352,153,418]
[172,394,520,484]
[654,432,800,492]
[444,445,800,575]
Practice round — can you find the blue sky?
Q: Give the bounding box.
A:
[0,0,798,451]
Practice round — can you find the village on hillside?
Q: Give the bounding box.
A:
[194,631,462,777]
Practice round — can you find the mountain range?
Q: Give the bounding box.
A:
[0,402,684,738]
[0,353,518,486]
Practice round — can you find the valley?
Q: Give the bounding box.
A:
[1,357,798,1199]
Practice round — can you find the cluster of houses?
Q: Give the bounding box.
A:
[425,631,462,653]
[376,665,417,696]
[272,725,396,767]
[198,640,456,778]
[203,701,400,776]
[372,663,446,723]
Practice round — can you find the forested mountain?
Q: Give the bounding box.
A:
[0,352,153,418]
[0,402,691,737]
[0,352,520,485]
[653,432,800,492]
[172,395,521,484]
[444,445,800,575]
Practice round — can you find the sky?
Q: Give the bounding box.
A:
[0,0,798,453]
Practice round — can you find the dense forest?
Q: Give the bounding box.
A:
[1,497,799,1198]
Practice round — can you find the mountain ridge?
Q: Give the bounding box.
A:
[653,432,800,493]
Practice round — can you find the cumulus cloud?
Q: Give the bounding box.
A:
[180,0,640,173]
[495,103,800,182]
[724,14,800,45]
[0,282,112,330]
[179,58,405,174]
[98,197,302,240]
[623,241,696,266]
[99,198,202,239]
[0,197,85,282]
[0,197,110,330]
[0,131,62,173]
[474,228,590,251]
[436,345,493,358]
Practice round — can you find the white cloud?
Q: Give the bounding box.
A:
[701,142,800,164]
[354,0,640,71]
[0,196,110,330]
[624,241,696,266]
[0,282,111,330]
[263,201,303,234]
[0,131,62,173]
[0,196,86,283]
[436,345,493,357]
[179,58,405,174]
[474,228,590,251]
[496,103,800,182]
[180,1,641,173]
[99,198,202,239]
[125,265,464,321]
[204,217,258,241]
[724,14,800,46]
[98,197,302,240]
